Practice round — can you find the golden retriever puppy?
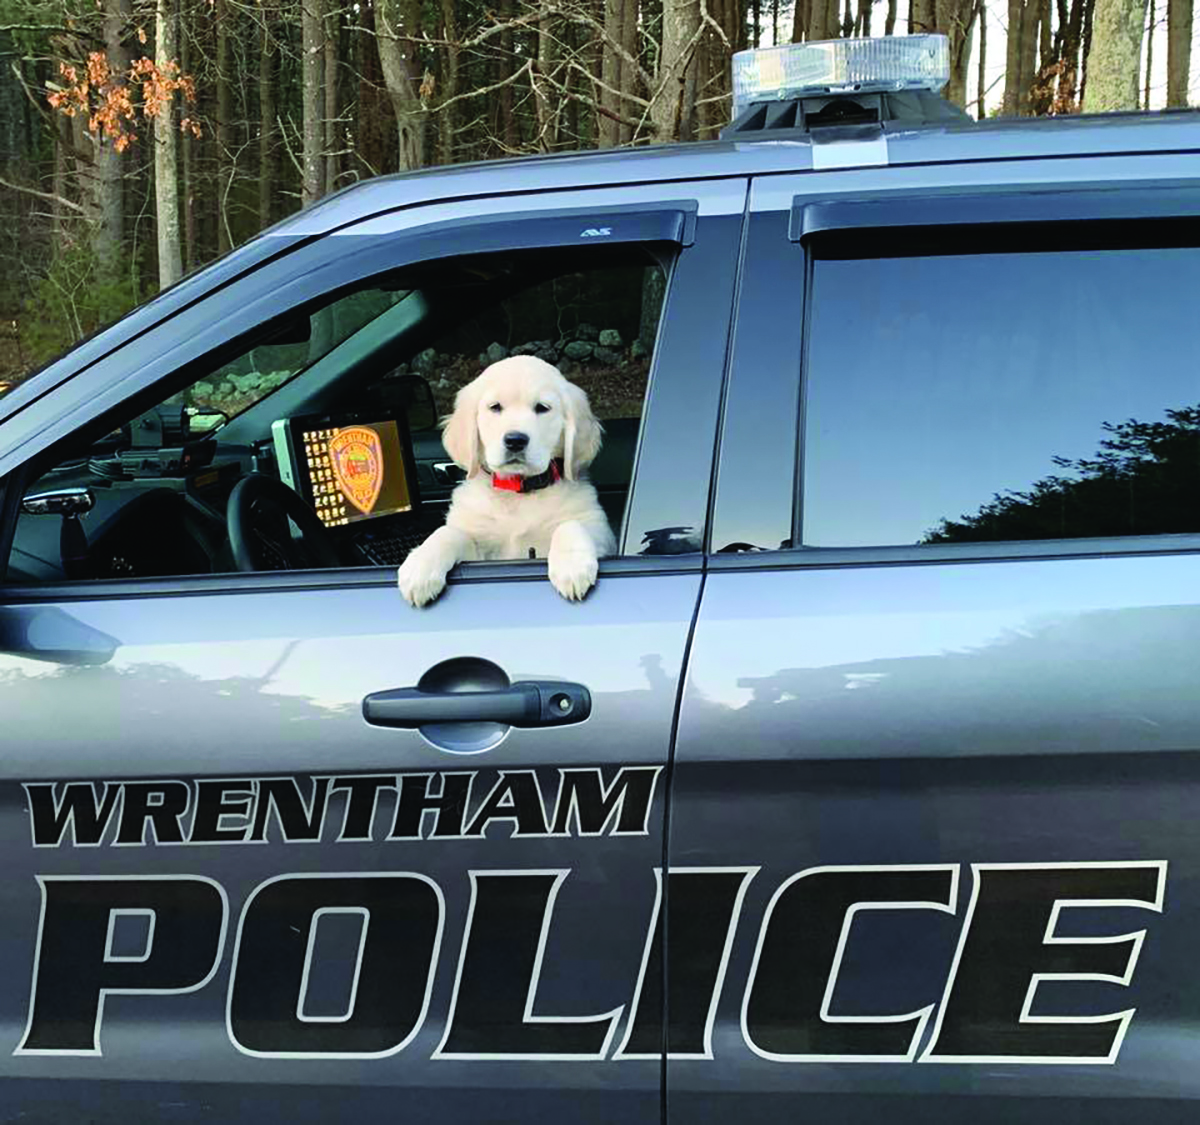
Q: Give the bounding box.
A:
[397,356,616,606]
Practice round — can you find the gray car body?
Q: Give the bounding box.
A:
[0,108,1198,1122]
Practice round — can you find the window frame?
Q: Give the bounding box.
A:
[710,163,1200,572]
[0,179,749,596]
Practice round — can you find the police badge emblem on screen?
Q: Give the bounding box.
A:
[272,411,417,529]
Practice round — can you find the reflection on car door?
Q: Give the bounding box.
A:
[0,179,747,1121]
[668,170,1196,1125]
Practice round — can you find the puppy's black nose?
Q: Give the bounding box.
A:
[504,431,529,453]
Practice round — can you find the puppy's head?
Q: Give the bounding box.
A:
[440,356,602,482]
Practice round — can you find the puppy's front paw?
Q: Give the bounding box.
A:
[397,551,447,607]
[548,547,599,602]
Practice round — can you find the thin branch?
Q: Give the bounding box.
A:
[0,23,102,40]
[560,57,651,108]
[0,175,85,213]
[425,58,535,114]
[278,113,305,179]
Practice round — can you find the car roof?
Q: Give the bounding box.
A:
[5,106,1196,427]
[276,109,1200,238]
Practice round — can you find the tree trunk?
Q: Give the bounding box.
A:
[441,0,460,161]
[1166,0,1191,105]
[911,0,934,32]
[565,20,580,144]
[1143,0,1154,107]
[180,8,195,271]
[499,0,518,151]
[1080,0,1099,104]
[325,5,340,192]
[938,0,978,107]
[302,0,324,204]
[601,0,624,147]
[792,0,811,41]
[976,0,987,115]
[215,0,232,252]
[1018,0,1041,110]
[1003,0,1027,112]
[97,0,130,270]
[355,2,390,176]
[1057,0,1086,109]
[651,0,700,140]
[1082,0,1146,110]
[815,0,840,38]
[259,7,276,228]
[375,0,425,170]
[620,0,639,143]
[155,0,182,289]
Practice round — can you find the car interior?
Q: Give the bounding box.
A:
[6,245,667,585]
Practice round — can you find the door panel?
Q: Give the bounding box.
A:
[0,176,748,1120]
[672,556,1197,1122]
[670,162,1200,1123]
[0,572,692,1119]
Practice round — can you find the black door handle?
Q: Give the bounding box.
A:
[362,680,591,729]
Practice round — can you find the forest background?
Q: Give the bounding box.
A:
[0,0,1193,387]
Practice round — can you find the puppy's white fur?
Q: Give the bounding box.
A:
[398,356,615,606]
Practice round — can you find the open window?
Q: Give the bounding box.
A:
[7,241,670,585]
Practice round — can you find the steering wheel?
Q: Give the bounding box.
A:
[227,473,342,572]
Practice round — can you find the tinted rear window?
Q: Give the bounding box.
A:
[802,244,1200,547]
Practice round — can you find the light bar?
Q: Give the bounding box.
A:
[730,34,950,120]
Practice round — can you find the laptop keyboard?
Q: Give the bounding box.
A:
[355,526,431,566]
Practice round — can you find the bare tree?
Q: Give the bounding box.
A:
[937,0,980,107]
[325,3,340,193]
[619,0,639,142]
[1166,0,1192,105]
[650,0,700,139]
[302,0,324,204]
[1082,0,1146,110]
[601,0,624,146]
[216,0,232,251]
[258,5,276,227]
[1143,0,1154,107]
[1003,0,1043,113]
[375,0,426,170]
[439,0,460,162]
[155,0,182,288]
[976,0,987,115]
[97,0,130,267]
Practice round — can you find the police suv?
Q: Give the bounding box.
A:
[0,33,1196,1123]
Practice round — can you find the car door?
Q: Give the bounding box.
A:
[670,157,1200,1123]
[0,176,747,1122]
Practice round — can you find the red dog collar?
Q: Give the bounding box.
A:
[491,458,563,493]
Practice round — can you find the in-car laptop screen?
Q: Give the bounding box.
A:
[274,415,416,529]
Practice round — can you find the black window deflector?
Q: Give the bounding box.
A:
[401,200,699,253]
[790,186,1200,242]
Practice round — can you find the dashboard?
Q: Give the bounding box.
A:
[7,414,638,584]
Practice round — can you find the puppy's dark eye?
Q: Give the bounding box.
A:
[488,403,503,414]
[534,403,551,414]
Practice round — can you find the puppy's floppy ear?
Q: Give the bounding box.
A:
[441,377,484,477]
[562,380,603,481]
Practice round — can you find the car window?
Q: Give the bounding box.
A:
[9,246,669,585]
[172,286,413,423]
[800,240,1200,547]
[406,263,663,423]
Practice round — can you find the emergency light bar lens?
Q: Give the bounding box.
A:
[730,34,950,120]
